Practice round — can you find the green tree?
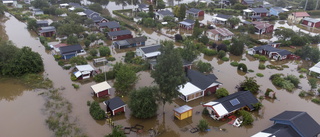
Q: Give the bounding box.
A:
[199,35,209,45]
[88,3,103,13]
[274,28,296,41]
[114,64,138,95]
[173,5,179,17]
[66,35,78,45]
[89,101,105,120]
[142,18,156,27]
[238,110,254,125]
[178,4,186,20]
[124,51,135,63]
[230,37,244,56]
[227,17,240,28]
[217,50,226,59]
[197,119,209,132]
[156,0,166,9]
[27,19,37,31]
[128,86,159,119]
[240,76,260,94]
[31,0,49,9]
[308,78,318,89]
[237,63,247,72]
[285,75,300,87]
[196,60,213,73]
[215,88,229,98]
[151,40,187,112]
[180,40,199,62]
[192,27,202,39]
[105,125,125,137]
[0,3,7,15]
[167,22,177,30]
[163,16,175,22]
[99,46,110,57]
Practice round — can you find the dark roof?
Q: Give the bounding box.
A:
[84,9,100,18]
[186,8,202,14]
[138,4,148,9]
[243,0,255,4]
[251,8,269,13]
[140,44,161,54]
[39,26,56,33]
[242,20,253,25]
[183,60,192,66]
[104,97,125,111]
[107,30,132,37]
[250,15,262,19]
[213,91,259,112]
[157,10,174,16]
[59,44,83,54]
[261,124,300,137]
[270,111,320,137]
[114,40,130,46]
[126,36,147,44]
[98,21,120,28]
[36,20,48,24]
[253,45,291,56]
[216,14,232,19]
[91,16,105,23]
[68,2,81,7]
[186,69,220,90]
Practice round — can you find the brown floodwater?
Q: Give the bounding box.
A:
[2,9,320,137]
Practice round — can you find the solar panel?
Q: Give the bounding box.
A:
[230,98,240,106]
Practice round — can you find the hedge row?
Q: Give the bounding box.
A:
[112,9,134,21]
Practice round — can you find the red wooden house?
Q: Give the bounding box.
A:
[179,19,195,30]
[252,21,274,34]
[39,26,56,37]
[107,30,133,40]
[186,8,204,18]
[91,81,112,97]
[103,97,126,115]
[301,17,320,28]
[98,21,121,32]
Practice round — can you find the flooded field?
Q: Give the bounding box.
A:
[1,4,320,137]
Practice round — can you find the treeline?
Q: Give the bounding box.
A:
[0,40,44,76]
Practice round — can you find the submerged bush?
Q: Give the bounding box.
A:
[197,119,209,132]
[258,64,266,69]
[256,73,264,77]
[238,110,254,125]
[230,62,239,66]
[89,101,105,120]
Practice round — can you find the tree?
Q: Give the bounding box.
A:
[69,56,87,66]
[156,0,165,9]
[238,110,254,125]
[197,119,209,132]
[290,35,308,46]
[227,17,240,28]
[229,37,244,56]
[274,28,296,41]
[115,0,127,9]
[167,22,177,30]
[237,63,247,72]
[27,19,37,31]
[295,46,320,63]
[31,0,49,9]
[163,16,175,22]
[215,88,229,98]
[99,46,110,57]
[128,86,159,119]
[180,40,199,62]
[151,40,187,112]
[178,4,186,20]
[66,35,78,45]
[142,18,156,27]
[114,64,138,95]
[240,76,260,94]
[196,60,213,73]
[192,27,202,39]
[124,51,135,63]
[217,44,227,52]
[198,35,209,45]
[217,50,226,59]
[105,125,125,137]
[175,34,183,41]
[0,3,7,15]
[89,101,105,120]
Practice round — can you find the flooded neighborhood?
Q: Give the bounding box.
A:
[1,0,320,137]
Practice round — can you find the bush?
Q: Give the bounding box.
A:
[237,63,247,72]
[70,74,77,81]
[217,50,226,59]
[253,54,260,58]
[89,101,105,120]
[86,55,94,60]
[285,75,300,87]
[197,119,209,132]
[238,110,254,125]
[230,62,239,67]
[58,60,65,66]
[89,49,98,56]
[311,98,320,104]
[308,78,318,89]
[196,60,213,73]
[299,68,308,73]
[215,88,229,98]
[72,84,79,89]
[107,57,116,61]
[252,102,263,110]
[248,69,254,72]
[54,55,62,60]
[221,57,229,61]
[256,73,264,77]
[258,64,265,69]
[202,108,209,116]
[299,74,304,78]
[202,48,218,56]
[87,101,91,106]
[299,91,306,97]
[99,46,110,57]
[259,56,268,61]
[93,71,116,82]
[112,9,134,20]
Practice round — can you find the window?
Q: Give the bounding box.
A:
[230,98,240,106]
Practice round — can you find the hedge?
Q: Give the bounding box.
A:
[112,9,134,21]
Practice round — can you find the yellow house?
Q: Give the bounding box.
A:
[173,105,193,120]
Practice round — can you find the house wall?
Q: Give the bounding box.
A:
[204,85,219,95]
[260,13,267,17]
[113,107,125,115]
[199,11,204,16]
[111,34,133,40]
[315,22,320,28]
[180,110,192,120]
[186,91,203,102]
[41,31,55,37]
[62,54,76,60]
[96,89,109,97]
[179,24,193,30]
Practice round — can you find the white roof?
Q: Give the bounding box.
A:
[309,62,320,74]
[68,7,75,11]
[178,82,202,96]
[3,1,14,3]
[243,9,253,12]
[204,101,218,106]
[251,132,273,137]
[212,103,229,117]
[173,105,192,113]
[60,3,68,6]
[74,71,82,78]
[91,81,111,94]
[76,65,94,72]
[213,16,227,21]
[77,12,86,16]
[145,51,161,58]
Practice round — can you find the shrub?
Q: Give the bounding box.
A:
[58,60,64,66]
[93,71,116,82]
[202,108,209,116]
[237,63,247,72]
[299,68,308,73]
[215,88,229,98]
[70,74,77,81]
[258,64,265,69]
[99,46,110,57]
[281,65,289,68]
[299,91,306,97]
[89,49,98,56]
[248,69,254,72]
[253,54,260,58]
[285,75,300,87]
[54,55,62,60]
[299,74,304,78]
[87,101,91,106]
[311,98,320,104]
[256,73,264,77]
[202,48,218,56]
[230,62,239,67]
[196,60,213,73]
[217,50,226,59]
[259,56,268,61]
[89,101,105,120]
[221,57,229,61]
[197,119,209,132]
[107,57,116,61]
[72,84,79,89]
[86,55,94,60]
[238,110,254,125]
[252,102,263,110]
[309,78,318,89]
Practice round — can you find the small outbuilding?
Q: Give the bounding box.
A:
[74,64,95,79]
[103,97,126,115]
[91,81,111,97]
[173,105,193,120]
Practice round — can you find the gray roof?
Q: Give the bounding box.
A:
[107,30,132,37]
[186,8,202,14]
[104,97,125,111]
[36,20,48,24]
[138,4,148,9]
[98,21,120,28]
[59,44,83,54]
[261,124,300,137]
[253,45,291,56]
[251,8,269,13]
[186,69,220,90]
[68,2,81,7]
[250,15,262,19]
[174,105,192,113]
[114,40,130,47]
[126,36,147,44]
[39,26,56,33]
[157,10,174,16]
[243,0,255,4]
[303,17,320,23]
[140,44,161,54]
[271,7,285,12]
[242,20,253,25]
[216,14,232,19]
[270,111,320,137]
[91,16,105,23]
[213,91,259,111]
[184,19,195,24]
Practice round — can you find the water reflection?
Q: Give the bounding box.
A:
[0,79,30,101]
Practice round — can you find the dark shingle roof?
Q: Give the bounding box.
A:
[91,16,105,23]
[261,124,300,137]
[213,91,259,112]
[98,21,120,28]
[140,45,161,54]
[251,8,269,13]
[157,10,174,16]
[104,97,125,111]
[270,111,320,137]
[183,19,195,24]
[36,20,48,24]
[253,45,291,56]
[138,4,148,9]
[107,30,132,37]
[126,36,147,44]
[186,8,202,14]
[39,26,56,33]
[59,44,83,54]
[216,14,232,19]
[186,69,220,90]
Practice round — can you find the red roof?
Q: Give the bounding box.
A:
[293,12,310,17]
[252,21,273,29]
[53,43,68,48]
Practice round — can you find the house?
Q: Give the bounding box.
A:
[68,2,83,11]
[179,19,195,30]
[98,21,121,32]
[247,45,298,60]
[252,21,274,34]
[178,69,221,102]
[203,91,259,120]
[288,12,310,23]
[36,20,49,27]
[173,105,193,120]
[91,81,112,97]
[84,9,100,19]
[137,4,149,12]
[113,36,147,49]
[2,0,17,6]
[59,3,69,8]
[186,8,204,18]
[33,9,44,16]
[206,27,234,41]
[301,17,320,28]
[103,97,126,115]
[135,44,161,60]
[155,10,174,20]
[91,15,108,26]
[309,62,320,75]
[39,26,56,37]
[59,44,85,60]
[212,14,233,25]
[52,43,68,53]
[251,111,320,137]
[243,8,269,21]
[269,7,288,16]
[107,30,133,40]
[74,64,95,79]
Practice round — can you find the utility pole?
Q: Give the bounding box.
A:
[304,0,308,10]
[316,0,319,10]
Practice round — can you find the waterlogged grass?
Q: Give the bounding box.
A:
[41,89,87,137]
[0,73,53,89]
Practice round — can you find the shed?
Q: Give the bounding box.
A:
[91,81,111,97]
[74,64,95,79]
[103,97,126,115]
[309,62,320,75]
[173,105,193,120]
